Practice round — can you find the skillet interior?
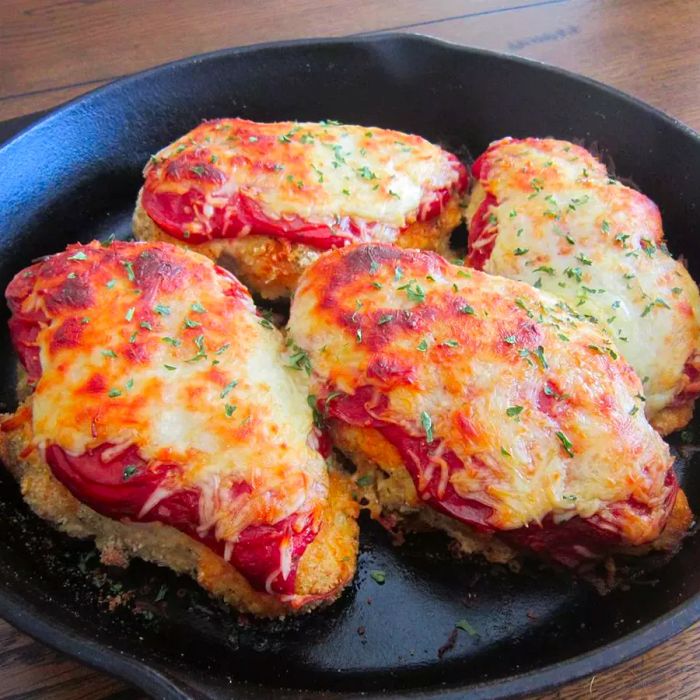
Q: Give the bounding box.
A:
[0,34,699,699]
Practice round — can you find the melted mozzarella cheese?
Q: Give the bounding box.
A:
[146,119,463,230]
[23,241,327,541]
[466,137,700,421]
[288,244,675,543]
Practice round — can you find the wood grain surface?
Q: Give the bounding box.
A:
[1,0,699,698]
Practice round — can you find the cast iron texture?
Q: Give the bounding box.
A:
[0,34,699,699]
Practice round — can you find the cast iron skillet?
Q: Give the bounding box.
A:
[0,34,699,700]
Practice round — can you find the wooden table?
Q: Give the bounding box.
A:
[1,0,699,697]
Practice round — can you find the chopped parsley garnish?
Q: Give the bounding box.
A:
[501,447,512,457]
[564,266,582,283]
[417,339,428,352]
[219,380,238,399]
[162,336,181,347]
[371,281,383,289]
[191,301,206,313]
[224,403,237,417]
[153,304,170,316]
[601,220,610,233]
[123,465,138,480]
[629,405,639,416]
[67,272,77,279]
[420,411,434,443]
[370,570,386,585]
[672,287,683,296]
[534,266,555,275]
[460,304,475,315]
[506,406,524,417]
[378,314,394,326]
[556,430,574,457]
[455,619,477,636]
[190,165,206,176]
[101,349,117,358]
[106,279,117,289]
[369,260,380,274]
[124,307,135,322]
[356,328,363,343]
[357,166,377,180]
[288,345,312,374]
[163,364,177,371]
[108,388,122,398]
[514,247,529,256]
[534,345,548,369]
[68,251,88,261]
[575,253,593,266]
[504,335,517,344]
[398,280,425,303]
[184,318,201,328]
[122,260,135,281]
[394,266,404,282]
[140,321,153,330]
[215,343,230,355]
[441,339,459,347]
[565,234,576,245]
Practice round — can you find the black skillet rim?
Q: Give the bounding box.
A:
[0,32,698,699]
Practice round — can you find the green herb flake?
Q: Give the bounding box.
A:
[417,339,428,352]
[191,301,206,313]
[356,474,374,487]
[504,335,517,344]
[184,317,201,329]
[163,364,177,371]
[441,339,459,347]
[420,411,434,443]
[514,247,529,256]
[153,304,170,316]
[460,304,475,316]
[224,403,237,417]
[68,251,88,261]
[534,345,548,369]
[455,619,478,636]
[556,430,574,457]
[506,405,524,417]
[357,166,377,180]
[101,349,117,358]
[501,447,512,457]
[122,260,136,281]
[106,279,117,289]
[124,306,135,322]
[377,314,394,326]
[108,388,122,398]
[370,570,386,585]
[140,321,153,331]
[123,465,138,480]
